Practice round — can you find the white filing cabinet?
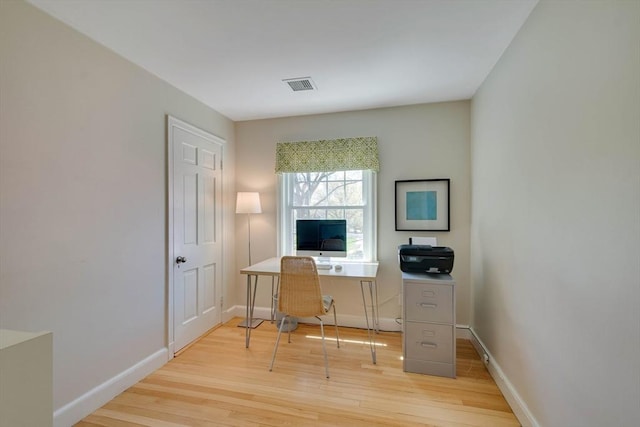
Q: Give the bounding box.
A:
[402,272,456,378]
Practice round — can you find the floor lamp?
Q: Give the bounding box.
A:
[236,191,263,328]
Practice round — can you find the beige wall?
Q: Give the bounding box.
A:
[235,101,471,326]
[471,1,640,425]
[0,1,235,423]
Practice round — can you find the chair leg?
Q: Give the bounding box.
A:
[270,278,280,324]
[269,316,287,371]
[316,316,329,378]
[332,304,340,348]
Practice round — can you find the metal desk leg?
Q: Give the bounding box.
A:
[369,279,379,353]
[244,274,259,348]
[373,280,380,333]
[360,279,377,364]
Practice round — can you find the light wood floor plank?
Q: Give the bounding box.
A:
[75,318,519,427]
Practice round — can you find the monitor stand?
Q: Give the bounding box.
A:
[316,256,332,270]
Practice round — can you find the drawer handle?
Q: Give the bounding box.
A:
[419,303,437,309]
[420,342,437,349]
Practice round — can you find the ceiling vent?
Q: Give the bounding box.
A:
[283,77,316,92]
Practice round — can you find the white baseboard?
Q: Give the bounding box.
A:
[53,348,168,427]
[227,304,403,332]
[227,305,472,340]
[222,306,238,323]
[468,328,539,427]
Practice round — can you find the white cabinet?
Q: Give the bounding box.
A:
[0,329,53,427]
[402,272,456,378]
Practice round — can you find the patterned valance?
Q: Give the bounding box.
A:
[275,136,379,173]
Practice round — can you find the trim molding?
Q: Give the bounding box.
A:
[226,305,470,338]
[227,304,403,331]
[53,348,168,427]
[468,328,540,427]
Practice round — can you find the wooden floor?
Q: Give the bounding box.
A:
[76,318,520,426]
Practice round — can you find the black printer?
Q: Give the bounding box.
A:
[398,244,454,274]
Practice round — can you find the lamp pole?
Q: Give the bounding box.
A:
[236,191,263,329]
[246,212,253,266]
[236,191,262,267]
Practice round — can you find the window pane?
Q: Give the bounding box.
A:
[294,209,327,219]
[345,180,363,205]
[346,209,364,259]
[308,184,327,206]
[327,171,344,181]
[345,170,362,180]
[327,182,345,205]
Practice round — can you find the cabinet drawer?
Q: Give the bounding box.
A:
[404,322,453,363]
[404,282,453,323]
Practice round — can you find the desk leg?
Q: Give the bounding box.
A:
[244,274,260,348]
[244,274,251,348]
[373,280,380,333]
[360,279,377,364]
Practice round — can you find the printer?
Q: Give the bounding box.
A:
[398,244,454,274]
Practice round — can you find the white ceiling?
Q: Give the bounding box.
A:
[28,0,538,121]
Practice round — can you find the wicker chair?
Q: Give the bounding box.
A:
[269,256,340,378]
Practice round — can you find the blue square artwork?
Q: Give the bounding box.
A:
[406,191,437,220]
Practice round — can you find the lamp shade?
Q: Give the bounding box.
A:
[236,192,262,214]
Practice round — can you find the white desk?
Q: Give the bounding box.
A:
[240,257,380,364]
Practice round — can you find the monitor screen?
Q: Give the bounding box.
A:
[295,219,347,258]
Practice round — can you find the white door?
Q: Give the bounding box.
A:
[169,116,224,353]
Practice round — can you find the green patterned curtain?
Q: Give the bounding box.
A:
[275,136,379,173]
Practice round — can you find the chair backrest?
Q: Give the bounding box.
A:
[279,256,325,317]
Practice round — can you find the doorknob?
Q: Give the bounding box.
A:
[176,256,187,264]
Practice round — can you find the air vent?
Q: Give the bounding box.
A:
[283,77,316,92]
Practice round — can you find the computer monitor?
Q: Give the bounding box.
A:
[295,219,347,258]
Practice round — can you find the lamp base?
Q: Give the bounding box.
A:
[237,318,264,328]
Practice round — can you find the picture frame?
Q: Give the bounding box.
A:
[395,179,450,231]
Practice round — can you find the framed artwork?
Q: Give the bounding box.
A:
[395,179,450,231]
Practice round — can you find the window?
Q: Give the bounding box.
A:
[275,136,379,262]
[279,170,377,261]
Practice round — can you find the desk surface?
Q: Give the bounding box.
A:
[241,257,378,280]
